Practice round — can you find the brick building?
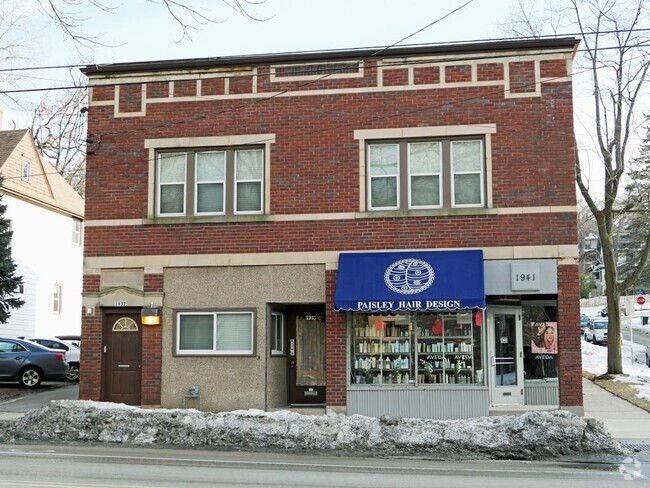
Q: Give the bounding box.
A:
[80,37,582,418]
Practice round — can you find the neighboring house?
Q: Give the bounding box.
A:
[0,129,84,337]
[80,38,582,419]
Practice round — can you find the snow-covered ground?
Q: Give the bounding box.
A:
[581,304,650,402]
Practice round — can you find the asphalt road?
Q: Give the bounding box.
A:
[623,322,650,350]
[0,443,642,487]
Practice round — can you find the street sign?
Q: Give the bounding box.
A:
[636,288,646,295]
[638,296,646,305]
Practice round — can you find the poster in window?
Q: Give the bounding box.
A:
[530,322,557,354]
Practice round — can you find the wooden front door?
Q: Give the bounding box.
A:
[287,306,326,405]
[102,308,142,405]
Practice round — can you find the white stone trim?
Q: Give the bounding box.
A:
[144,134,276,148]
[83,204,577,227]
[83,244,579,273]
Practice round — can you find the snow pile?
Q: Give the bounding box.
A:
[7,400,623,460]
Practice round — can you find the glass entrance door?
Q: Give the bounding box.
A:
[488,307,523,406]
[287,307,326,405]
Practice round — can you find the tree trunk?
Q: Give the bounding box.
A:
[600,231,623,374]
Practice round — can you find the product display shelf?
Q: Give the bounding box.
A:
[352,333,414,385]
[416,328,475,385]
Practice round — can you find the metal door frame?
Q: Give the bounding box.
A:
[487,306,524,406]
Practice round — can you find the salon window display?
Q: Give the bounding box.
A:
[522,305,558,380]
[350,310,484,386]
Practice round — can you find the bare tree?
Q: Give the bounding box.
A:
[503,0,650,374]
[37,0,269,48]
[30,86,87,195]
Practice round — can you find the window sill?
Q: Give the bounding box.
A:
[145,214,269,225]
[356,207,496,219]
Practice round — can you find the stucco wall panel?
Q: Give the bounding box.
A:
[161,265,325,411]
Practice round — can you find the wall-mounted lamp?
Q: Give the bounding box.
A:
[141,306,161,325]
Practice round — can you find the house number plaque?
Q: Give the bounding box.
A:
[510,263,541,291]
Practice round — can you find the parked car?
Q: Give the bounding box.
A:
[56,334,81,348]
[0,337,68,388]
[584,319,609,345]
[646,344,650,368]
[580,314,590,332]
[599,305,628,317]
[27,337,80,382]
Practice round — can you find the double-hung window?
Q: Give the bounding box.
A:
[367,138,484,210]
[157,147,264,217]
[177,311,254,355]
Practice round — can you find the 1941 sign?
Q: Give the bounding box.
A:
[510,263,541,291]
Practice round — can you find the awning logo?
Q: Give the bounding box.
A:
[384,258,435,295]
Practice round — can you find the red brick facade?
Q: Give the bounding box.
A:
[81,39,582,414]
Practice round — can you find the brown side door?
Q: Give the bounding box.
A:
[286,306,326,405]
[102,308,142,405]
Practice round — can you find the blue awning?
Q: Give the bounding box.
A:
[334,250,485,312]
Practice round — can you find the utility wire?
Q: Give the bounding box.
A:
[3,40,650,96]
[0,26,648,74]
[0,63,614,183]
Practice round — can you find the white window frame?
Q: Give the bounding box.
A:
[450,139,485,208]
[367,143,399,211]
[355,125,495,212]
[194,150,226,216]
[234,149,264,215]
[271,312,286,356]
[72,218,82,246]
[53,283,62,314]
[176,310,254,356]
[407,141,443,209]
[146,134,275,219]
[21,160,30,182]
[156,152,187,217]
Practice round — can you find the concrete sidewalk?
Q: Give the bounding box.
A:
[582,377,650,441]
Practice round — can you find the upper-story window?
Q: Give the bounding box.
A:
[53,284,62,314]
[367,138,484,210]
[72,218,82,246]
[21,160,31,182]
[156,147,264,217]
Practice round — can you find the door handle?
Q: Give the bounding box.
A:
[14,357,23,361]
[290,360,295,368]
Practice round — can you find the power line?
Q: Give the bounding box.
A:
[0,26,648,75]
[0,63,622,184]
[4,40,650,97]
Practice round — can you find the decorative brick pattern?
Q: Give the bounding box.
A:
[147,82,169,99]
[477,63,504,82]
[509,61,537,93]
[540,59,568,79]
[445,65,472,83]
[118,83,143,113]
[382,68,409,86]
[414,66,440,84]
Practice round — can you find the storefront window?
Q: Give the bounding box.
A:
[522,304,558,380]
[351,310,484,386]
